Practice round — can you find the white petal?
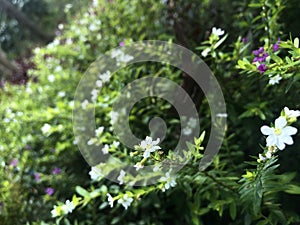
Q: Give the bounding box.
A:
[150,146,161,152]
[152,138,160,145]
[265,151,272,159]
[143,150,150,158]
[266,135,276,146]
[282,126,297,135]
[140,141,147,149]
[276,140,286,150]
[261,126,274,135]
[275,117,287,129]
[281,135,294,145]
[284,107,289,115]
[145,136,152,142]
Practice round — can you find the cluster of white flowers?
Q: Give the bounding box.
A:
[81,70,111,107]
[159,172,177,192]
[106,193,134,210]
[110,49,134,65]
[182,117,198,136]
[259,107,299,161]
[139,136,161,159]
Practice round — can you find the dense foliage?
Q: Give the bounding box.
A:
[1,0,300,224]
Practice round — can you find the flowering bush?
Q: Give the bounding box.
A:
[1,0,300,225]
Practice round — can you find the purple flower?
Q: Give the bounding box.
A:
[242,37,247,44]
[273,38,281,52]
[253,47,269,63]
[52,167,62,175]
[257,64,267,73]
[119,40,125,47]
[45,187,55,196]
[34,173,40,182]
[10,159,18,167]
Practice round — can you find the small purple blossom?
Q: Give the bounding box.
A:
[52,167,62,175]
[242,37,247,44]
[34,173,40,182]
[9,159,18,167]
[119,40,125,47]
[273,38,281,52]
[45,187,55,196]
[257,64,267,73]
[253,47,269,63]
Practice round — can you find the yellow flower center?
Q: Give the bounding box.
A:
[274,128,282,135]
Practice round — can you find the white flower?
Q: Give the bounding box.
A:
[118,54,134,63]
[110,111,119,124]
[107,193,114,208]
[187,117,197,128]
[87,138,96,145]
[55,66,62,72]
[48,75,55,82]
[99,71,111,83]
[58,91,66,97]
[183,127,192,135]
[111,49,123,58]
[117,194,133,210]
[269,75,282,85]
[95,126,104,136]
[140,136,161,159]
[81,99,89,109]
[153,165,160,172]
[91,89,99,102]
[112,141,120,148]
[89,166,102,180]
[261,116,298,150]
[201,48,211,58]
[102,144,109,154]
[51,205,60,217]
[58,24,64,30]
[258,154,266,162]
[117,170,126,184]
[265,151,272,159]
[159,172,177,191]
[212,27,225,36]
[61,200,75,214]
[41,123,51,134]
[134,163,144,171]
[284,107,300,119]
[89,24,97,31]
[96,80,103,88]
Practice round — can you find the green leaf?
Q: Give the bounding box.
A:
[269,52,283,64]
[237,60,246,69]
[229,201,237,220]
[214,34,228,49]
[76,186,90,197]
[285,184,300,194]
